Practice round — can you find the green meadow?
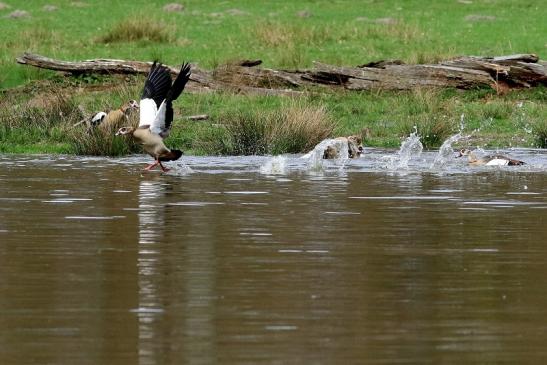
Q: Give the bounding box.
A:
[0,0,545,154]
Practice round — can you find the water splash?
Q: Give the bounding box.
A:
[384,129,423,170]
[260,156,287,175]
[301,138,350,171]
[431,115,466,169]
[431,133,462,169]
[169,160,193,175]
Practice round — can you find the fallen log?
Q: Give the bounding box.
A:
[16,52,546,94]
[16,52,213,85]
[303,61,496,90]
[441,55,547,88]
[213,64,304,89]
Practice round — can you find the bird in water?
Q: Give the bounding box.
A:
[116,61,191,172]
[456,148,525,166]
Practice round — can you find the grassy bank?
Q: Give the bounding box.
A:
[0,0,545,154]
[1,76,545,154]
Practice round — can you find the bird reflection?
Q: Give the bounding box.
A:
[137,180,166,365]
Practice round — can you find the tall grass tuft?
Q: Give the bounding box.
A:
[532,120,547,148]
[400,116,456,150]
[69,114,141,156]
[201,102,335,155]
[0,90,81,152]
[0,82,144,156]
[97,16,173,44]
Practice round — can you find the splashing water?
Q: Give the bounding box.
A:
[169,160,193,175]
[431,133,462,169]
[301,138,350,171]
[384,130,423,170]
[431,115,466,169]
[260,156,287,175]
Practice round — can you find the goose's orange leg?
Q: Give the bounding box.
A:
[143,160,170,172]
[144,161,160,171]
[159,162,170,172]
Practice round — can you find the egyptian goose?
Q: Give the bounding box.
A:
[323,135,364,159]
[457,148,525,166]
[89,100,139,130]
[116,61,191,172]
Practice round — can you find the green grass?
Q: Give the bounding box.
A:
[195,101,334,155]
[1,0,545,88]
[0,0,545,154]
[0,77,545,154]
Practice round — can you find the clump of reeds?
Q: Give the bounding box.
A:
[400,116,455,150]
[0,81,146,156]
[69,113,141,156]
[0,90,82,152]
[532,120,547,148]
[97,16,173,43]
[200,102,335,155]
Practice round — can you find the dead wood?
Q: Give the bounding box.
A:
[16,52,546,94]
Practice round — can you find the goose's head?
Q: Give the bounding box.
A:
[115,126,135,136]
[347,135,364,158]
[121,100,139,115]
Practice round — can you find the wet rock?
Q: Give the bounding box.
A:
[465,14,496,22]
[225,8,248,16]
[43,5,57,12]
[6,10,30,18]
[373,17,398,25]
[70,2,88,7]
[296,10,312,18]
[163,3,184,12]
[355,16,398,25]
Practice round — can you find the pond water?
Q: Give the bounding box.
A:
[1,146,547,364]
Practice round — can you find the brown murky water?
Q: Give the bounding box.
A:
[1,151,547,364]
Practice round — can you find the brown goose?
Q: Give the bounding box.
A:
[457,148,525,166]
[95,100,139,132]
[116,62,191,172]
[323,135,364,159]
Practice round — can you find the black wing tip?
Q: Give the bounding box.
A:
[179,62,192,78]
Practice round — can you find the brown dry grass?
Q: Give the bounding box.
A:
[202,101,335,155]
[97,16,174,44]
[70,112,140,156]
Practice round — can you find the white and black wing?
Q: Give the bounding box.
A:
[150,63,192,137]
[90,111,107,126]
[139,62,173,128]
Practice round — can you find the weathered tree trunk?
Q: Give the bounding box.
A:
[303,62,496,90]
[441,54,547,88]
[16,52,212,85]
[16,52,546,94]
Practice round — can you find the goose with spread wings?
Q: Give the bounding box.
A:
[116,61,191,172]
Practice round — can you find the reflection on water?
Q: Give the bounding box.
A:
[1,151,547,364]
